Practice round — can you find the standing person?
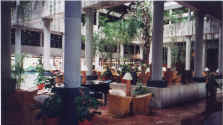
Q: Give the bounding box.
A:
[205,73,221,118]
[131,66,137,85]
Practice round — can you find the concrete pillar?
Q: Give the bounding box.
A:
[120,44,124,59]
[95,10,100,69]
[64,1,81,88]
[194,11,204,78]
[61,2,82,124]
[15,27,22,55]
[61,35,64,72]
[202,41,207,70]
[185,37,191,70]
[96,10,99,32]
[42,18,51,70]
[0,1,1,87]
[2,2,15,111]
[151,1,164,80]
[85,9,94,75]
[149,43,152,64]
[2,1,12,88]
[167,46,172,68]
[219,23,223,74]
[139,44,143,60]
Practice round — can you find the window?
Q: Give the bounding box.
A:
[51,34,62,48]
[22,30,41,46]
[11,29,15,44]
[124,44,134,55]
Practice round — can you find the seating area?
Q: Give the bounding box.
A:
[2,1,223,125]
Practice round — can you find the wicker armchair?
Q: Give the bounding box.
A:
[132,93,152,115]
[108,94,132,117]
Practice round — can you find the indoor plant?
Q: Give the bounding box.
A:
[11,53,25,89]
[36,93,63,125]
[75,89,102,125]
[35,62,47,90]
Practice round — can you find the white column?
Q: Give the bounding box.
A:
[185,37,191,70]
[120,44,124,58]
[85,9,94,75]
[167,46,172,68]
[151,1,164,80]
[61,35,64,72]
[219,23,223,73]
[64,1,81,88]
[194,11,204,78]
[202,41,207,70]
[42,18,51,70]
[15,27,21,55]
[149,43,152,64]
[139,44,143,60]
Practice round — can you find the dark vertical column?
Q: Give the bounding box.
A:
[219,23,223,74]
[1,2,14,125]
[2,2,14,96]
[151,1,164,81]
[194,11,204,78]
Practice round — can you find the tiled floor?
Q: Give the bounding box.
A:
[91,95,222,125]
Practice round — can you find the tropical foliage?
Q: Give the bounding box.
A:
[75,89,102,122]
[11,53,25,89]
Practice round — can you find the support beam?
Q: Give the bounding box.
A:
[194,11,204,78]
[139,45,143,60]
[151,1,164,80]
[2,2,14,96]
[149,43,152,64]
[202,41,207,70]
[218,3,223,74]
[185,37,191,71]
[42,18,52,70]
[167,46,172,69]
[95,10,101,70]
[60,1,82,125]
[15,27,21,55]
[64,1,81,88]
[85,8,94,75]
[120,43,124,61]
[219,23,223,74]
[61,35,64,72]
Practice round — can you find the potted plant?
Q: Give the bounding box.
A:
[35,62,56,90]
[11,53,37,101]
[36,93,63,125]
[75,89,102,125]
[35,62,47,90]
